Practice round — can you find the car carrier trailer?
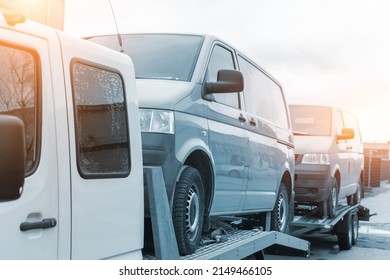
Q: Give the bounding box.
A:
[290,202,372,251]
[144,167,310,260]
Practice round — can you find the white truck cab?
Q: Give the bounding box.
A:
[0,13,144,259]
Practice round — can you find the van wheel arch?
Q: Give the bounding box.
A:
[183,150,214,219]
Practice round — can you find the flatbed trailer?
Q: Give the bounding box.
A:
[144,167,310,260]
[290,202,371,250]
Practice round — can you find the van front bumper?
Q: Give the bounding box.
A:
[294,164,332,203]
[141,133,181,213]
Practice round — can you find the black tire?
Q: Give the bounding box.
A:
[352,213,359,245]
[271,183,289,233]
[327,178,338,218]
[172,166,205,255]
[337,213,353,250]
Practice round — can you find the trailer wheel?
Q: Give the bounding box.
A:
[337,213,353,250]
[352,213,359,245]
[173,166,205,255]
[271,183,289,233]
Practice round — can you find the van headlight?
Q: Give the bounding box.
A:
[140,109,174,134]
[301,153,330,165]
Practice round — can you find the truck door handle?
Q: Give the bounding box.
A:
[20,218,57,231]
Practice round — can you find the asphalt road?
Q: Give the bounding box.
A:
[265,182,390,260]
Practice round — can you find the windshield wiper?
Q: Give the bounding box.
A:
[293,131,309,136]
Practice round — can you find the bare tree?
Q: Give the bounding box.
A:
[0,46,36,171]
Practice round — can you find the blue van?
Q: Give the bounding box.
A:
[89,33,295,255]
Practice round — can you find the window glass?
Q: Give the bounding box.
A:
[89,34,204,82]
[289,105,332,136]
[0,44,38,174]
[335,110,344,135]
[268,79,289,129]
[205,45,239,108]
[342,111,361,143]
[238,55,288,128]
[72,62,130,178]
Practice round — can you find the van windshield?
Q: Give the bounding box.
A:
[289,105,332,136]
[88,34,204,82]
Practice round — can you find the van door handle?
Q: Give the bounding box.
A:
[20,218,57,231]
[238,114,246,123]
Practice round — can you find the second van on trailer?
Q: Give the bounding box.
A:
[89,33,295,255]
[289,104,364,218]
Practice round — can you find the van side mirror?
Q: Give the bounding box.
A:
[205,69,244,94]
[0,115,25,201]
[337,128,355,141]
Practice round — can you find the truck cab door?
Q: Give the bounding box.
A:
[0,28,60,259]
[59,34,144,259]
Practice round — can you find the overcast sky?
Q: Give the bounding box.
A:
[64,0,390,143]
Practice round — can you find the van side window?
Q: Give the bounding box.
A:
[72,62,130,178]
[0,44,39,175]
[205,45,239,109]
[238,55,288,129]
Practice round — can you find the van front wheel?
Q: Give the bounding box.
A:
[327,179,338,218]
[173,166,205,255]
[271,183,289,233]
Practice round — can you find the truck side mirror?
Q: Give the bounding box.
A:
[337,128,355,141]
[205,69,244,94]
[0,115,25,201]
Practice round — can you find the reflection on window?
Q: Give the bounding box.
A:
[89,34,204,81]
[289,105,332,136]
[0,44,37,173]
[72,63,130,178]
[238,55,288,129]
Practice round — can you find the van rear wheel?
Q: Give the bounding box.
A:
[172,166,205,255]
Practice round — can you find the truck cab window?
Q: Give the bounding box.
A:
[0,44,38,174]
[72,62,130,178]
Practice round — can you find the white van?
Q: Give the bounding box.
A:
[0,13,143,259]
[89,33,295,255]
[289,104,364,218]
